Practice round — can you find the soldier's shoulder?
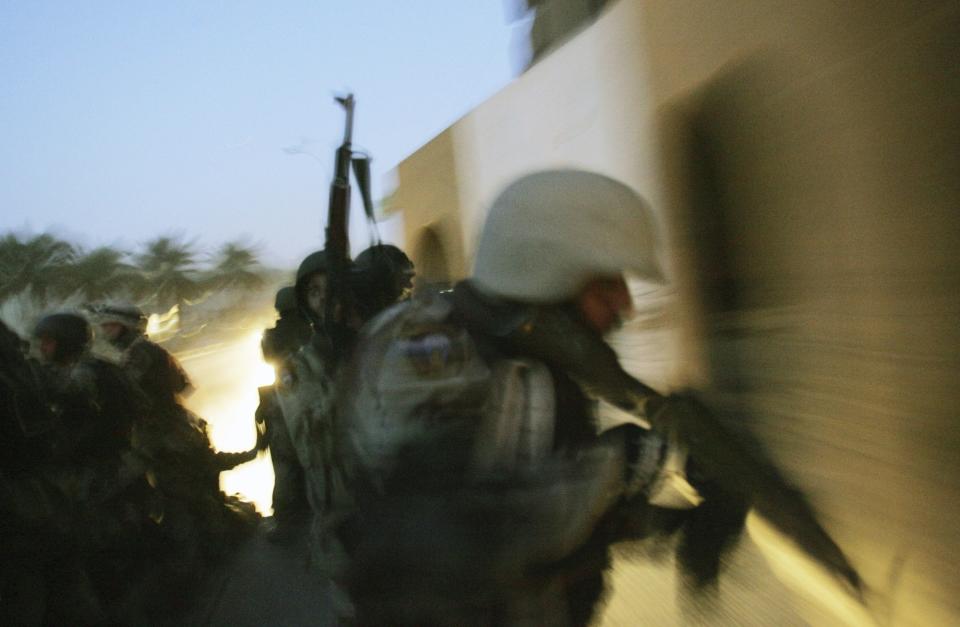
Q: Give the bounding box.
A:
[351,292,488,385]
[360,291,455,341]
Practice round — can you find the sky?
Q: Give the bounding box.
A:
[0,1,521,267]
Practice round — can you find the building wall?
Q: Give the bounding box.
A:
[394,0,659,283]
[641,3,960,625]
[391,128,467,284]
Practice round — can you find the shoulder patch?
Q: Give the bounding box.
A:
[397,332,458,375]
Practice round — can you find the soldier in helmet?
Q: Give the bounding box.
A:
[274,251,346,542]
[332,171,670,622]
[256,286,312,540]
[33,312,140,467]
[34,312,93,368]
[29,312,154,623]
[261,286,313,363]
[273,244,414,560]
[333,170,864,624]
[91,303,259,573]
[350,243,416,323]
[0,318,81,625]
[91,302,253,468]
[93,303,192,411]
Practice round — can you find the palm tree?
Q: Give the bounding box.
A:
[67,245,140,302]
[0,233,77,303]
[134,236,202,310]
[207,241,265,292]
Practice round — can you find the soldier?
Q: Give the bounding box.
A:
[350,243,416,323]
[331,171,674,623]
[92,301,255,469]
[93,303,192,411]
[90,303,259,581]
[274,251,346,543]
[261,286,313,363]
[256,286,312,540]
[28,312,156,624]
[1,319,75,625]
[335,170,863,624]
[275,244,416,565]
[33,312,140,469]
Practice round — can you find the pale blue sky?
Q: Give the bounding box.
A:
[0,1,519,266]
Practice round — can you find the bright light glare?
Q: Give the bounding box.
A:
[251,331,277,386]
[180,325,278,514]
[146,304,180,340]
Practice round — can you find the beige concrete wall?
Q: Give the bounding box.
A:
[395,0,660,281]
[391,128,468,283]
[641,3,960,625]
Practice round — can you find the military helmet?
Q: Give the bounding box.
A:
[274,286,297,314]
[472,169,664,303]
[294,249,329,327]
[295,249,328,285]
[351,244,416,321]
[92,302,148,333]
[33,312,92,361]
[354,244,413,274]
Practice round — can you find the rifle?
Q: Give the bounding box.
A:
[324,94,380,358]
[323,94,355,356]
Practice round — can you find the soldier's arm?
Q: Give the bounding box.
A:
[214,447,258,471]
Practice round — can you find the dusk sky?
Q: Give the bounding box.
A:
[0,2,519,267]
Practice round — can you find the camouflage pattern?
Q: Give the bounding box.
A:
[275,336,349,518]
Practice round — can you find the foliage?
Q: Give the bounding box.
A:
[207,242,265,292]
[0,233,77,302]
[134,236,202,309]
[0,232,270,313]
[70,246,141,301]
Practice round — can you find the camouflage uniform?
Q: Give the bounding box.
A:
[257,287,312,526]
[272,252,353,560]
[275,334,347,522]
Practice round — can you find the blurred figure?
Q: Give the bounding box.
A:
[335,169,862,625]
[27,312,156,624]
[94,303,192,411]
[256,286,312,541]
[274,249,352,560]
[33,312,139,468]
[350,243,415,322]
[336,170,675,624]
[261,286,313,363]
[274,244,416,562]
[90,303,259,594]
[1,318,80,625]
[93,301,256,471]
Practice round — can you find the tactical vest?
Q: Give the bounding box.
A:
[338,285,601,498]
